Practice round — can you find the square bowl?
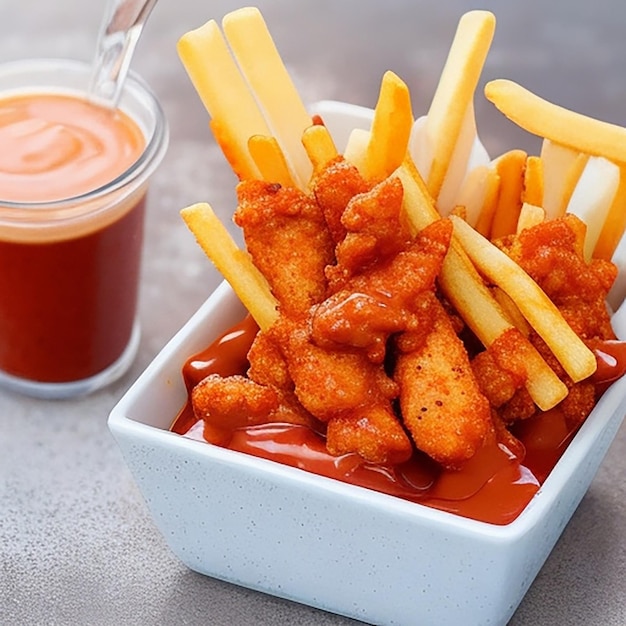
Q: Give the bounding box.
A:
[108,102,626,626]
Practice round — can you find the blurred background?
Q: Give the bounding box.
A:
[1,2,625,625]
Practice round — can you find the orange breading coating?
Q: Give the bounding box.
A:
[234,179,335,316]
[311,155,371,245]
[497,215,617,340]
[331,176,412,284]
[395,296,492,469]
[247,330,292,390]
[326,404,414,465]
[268,315,412,464]
[311,219,452,363]
[192,373,315,445]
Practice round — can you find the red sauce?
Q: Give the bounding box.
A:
[171,317,626,525]
[0,93,146,383]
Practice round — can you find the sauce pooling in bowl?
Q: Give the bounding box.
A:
[172,316,626,525]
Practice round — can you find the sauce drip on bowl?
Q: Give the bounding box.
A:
[171,317,626,525]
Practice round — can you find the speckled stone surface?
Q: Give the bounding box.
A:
[1,1,625,625]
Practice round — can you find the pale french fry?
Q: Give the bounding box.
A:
[489,149,527,240]
[485,79,626,163]
[344,127,371,171]
[222,7,313,189]
[594,164,626,260]
[361,71,414,181]
[180,203,279,331]
[433,102,483,215]
[302,124,338,174]
[424,10,496,200]
[516,203,545,233]
[396,159,568,410]
[566,156,620,260]
[450,214,597,382]
[248,135,296,188]
[454,164,497,228]
[540,139,588,220]
[177,20,268,180]
[522,155,543,207]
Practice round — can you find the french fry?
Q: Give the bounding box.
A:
[361,71,414,181]
[248,135,296,188]
[180,203,279,331]
[516,203,545,233]
[485,79,626,163]
[522,155,543,207]
[594,164,626,260]
[222,7,313,189]
[454,164,498,229]
[540,139,588,220]
[567,156,620,260]
[344,128,372,171]
[450,214,597,382]
[177,20,268,180]
[396,159,568,410]
[424,10,496,201]
[474,167,500,237]
[302,124,338,174]
[489,149,527,240]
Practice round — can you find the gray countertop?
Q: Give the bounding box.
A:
[1,1,625,624]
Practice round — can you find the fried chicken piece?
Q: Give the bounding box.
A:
[192,373,316,446]
[328,176,412,288]
[269,315,412,464]
[311,155,371,245]
[310,218,452,362]
[234,179,335,316]
[497,215,617,340]
[247,329,292,390]
[471,328,533,408]
[395,295,492,469]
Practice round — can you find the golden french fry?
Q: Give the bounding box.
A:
[302,124,338,174]
[361,71,414,181]
[567,156,620,261]
[450,214,597,382]
[222,7,313,189]
[522,155,543,207]
[594,164,626,260]
[485,79,626,163]
[180,203,279,331]
[540,139,588,220]
[248,135,296,188]
[491,287,532,336]
[489,149,527,240]
[474,167,500,237]
[177,20,268,180]
[396,159,568,410]
[424,10,496,200]
[516,202,545,233]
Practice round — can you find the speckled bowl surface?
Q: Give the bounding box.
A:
[108,102,626,626]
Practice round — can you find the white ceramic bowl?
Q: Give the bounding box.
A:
[108,102,626,625]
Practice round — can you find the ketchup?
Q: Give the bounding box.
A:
[0,92,146,384]
[171,317,626,525]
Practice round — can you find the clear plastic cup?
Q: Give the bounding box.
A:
[0,58,169,398]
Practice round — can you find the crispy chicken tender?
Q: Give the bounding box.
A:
[269,315,413,464]
[497,215,617,340]
[192,373,316,446]
[395,294,492,469]
[234,179,335,316]
[311,155,371,245]
[310,218,453,363]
